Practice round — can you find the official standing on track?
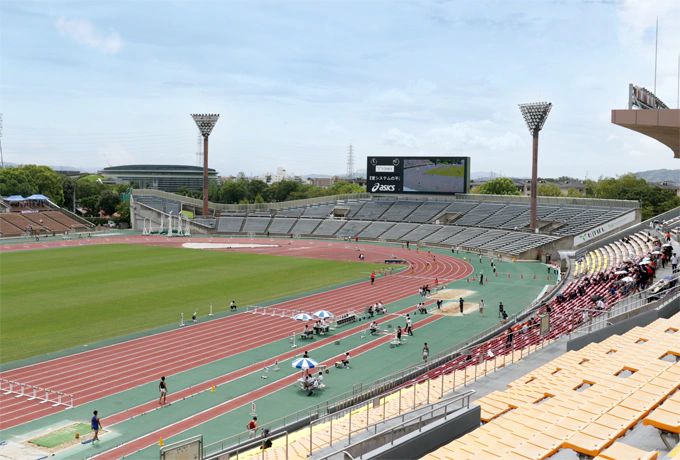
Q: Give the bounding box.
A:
[159,376,168,404]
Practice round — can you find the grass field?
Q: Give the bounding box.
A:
[424,165,464,177]
[0,245,386,364]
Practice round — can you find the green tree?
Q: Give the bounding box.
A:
[254,194,265,204]
[265,180,301,202]
[22,165,65,205]
[62,176,77,211]
[327,181,365,195]
[566,188,584,198]
[246,179,268,202]
[114,200,130,224]
[537,183,564,197]
[471,178,522,195]
[220,180,246,204]
[97,190,122,216]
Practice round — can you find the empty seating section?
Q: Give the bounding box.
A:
[501,205,559,230]
[454,203,506,226]
[441,228,487,246]
[242,217,271,233]
[407,201,450,223]
[378,200,421,222]
[0,216,24,236]
[135,196,181,215]
[312,220,346,236]
[499,234,559,255]
[402,224,443,242]
[379,223,420,240]
[217,217,244,233]
[42,211,88,229]
[359,222,395,239]
[555,209,628,236]
[336,221,371,238]
[290,219,321,235]
[343,200,368,218]
[301,204,334,218]
[458,230,510,249]
[276,207,304,218]
[0,213,39,233]
[352,200,395,220]
[479,232,531,251]
[22,213,69,232]
[267,218,296,234]
[421,226,467,244]
[477,205,529,228]
[423,313,680,460]
[442,201,480,216]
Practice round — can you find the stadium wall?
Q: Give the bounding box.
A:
[357,405,481,460]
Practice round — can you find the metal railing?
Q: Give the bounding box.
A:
[455,193,639,209]
[311,390,475,459]
[314,391,475,460]
[204,431,289,460]
[132,189,370,212]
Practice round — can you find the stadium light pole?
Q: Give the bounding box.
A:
[518,102,552,232]
[191,114,219,217]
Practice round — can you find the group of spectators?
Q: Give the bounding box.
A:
[302,319,329,338]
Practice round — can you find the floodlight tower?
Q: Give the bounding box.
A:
[191,114,219,217]
[518,102,552,232]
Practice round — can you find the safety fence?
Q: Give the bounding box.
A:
[0,378,73,408]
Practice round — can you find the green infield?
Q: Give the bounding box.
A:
[0,244,387,364]
[424,165,464,177]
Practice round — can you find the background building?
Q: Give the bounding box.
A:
[254,167,310,185]
[99,165,218,192]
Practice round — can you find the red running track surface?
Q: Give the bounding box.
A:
[0,237,472,430]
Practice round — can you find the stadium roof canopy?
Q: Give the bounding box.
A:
[611,109,680,159]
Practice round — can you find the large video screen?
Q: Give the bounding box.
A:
[367,157,470,195]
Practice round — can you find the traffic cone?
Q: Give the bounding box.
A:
[521,274,524,279]
[547,276,550,281]
[534,275,536,280]
[211,385,215,392]
[485,277,488,282]
[75,433,79,439]
[495,273,498,278]
[159,437,164,447]
[508,273,511,278]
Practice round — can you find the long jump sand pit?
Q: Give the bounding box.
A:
[182,242,281,250]
[430,289,480,316]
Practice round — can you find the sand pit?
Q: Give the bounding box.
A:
[429,289,481,316]
[430,289,475,300]
[182,243,280,250]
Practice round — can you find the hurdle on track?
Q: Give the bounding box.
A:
[0,378,73,408]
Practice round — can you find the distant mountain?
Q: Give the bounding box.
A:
[634,169,680,183]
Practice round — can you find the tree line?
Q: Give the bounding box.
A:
[176,172,366,204]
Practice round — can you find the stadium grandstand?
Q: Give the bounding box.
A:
[0,194,93,237]
[131,189,642,260]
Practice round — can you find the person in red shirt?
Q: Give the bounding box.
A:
[370,272,375,285]
[247,417,258,438]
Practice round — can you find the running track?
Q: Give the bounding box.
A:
[0,237,473,431]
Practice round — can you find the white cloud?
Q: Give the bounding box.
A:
[324,121,346,133]
[369,89,412,105]
[427,121,522,152]
[413,79,437,96]
[56,17,123,54]
[383,128,418,148]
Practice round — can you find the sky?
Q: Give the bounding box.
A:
[1,0,679,180]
